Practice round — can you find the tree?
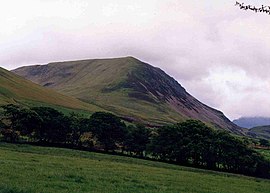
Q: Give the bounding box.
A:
[0,129,19,142]
[259,138,270,147]
[235,1,270,15]
[1,104,22,131]
[149,119,270,178]
[0,120,6,130]
[178,120,214,166]
[13,108,42,137]
[124,124,150,156]
[150,120,215,165]
[89,112,126,151]
[0,117,18,142]
[66,113,85,146]
[79,132,96,149]
[149,124,186,163]
[0,104,41,140]
[31,107,70,144]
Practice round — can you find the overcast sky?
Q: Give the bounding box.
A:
[1,0,270,120]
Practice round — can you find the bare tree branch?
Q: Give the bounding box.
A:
[235,1,270,15]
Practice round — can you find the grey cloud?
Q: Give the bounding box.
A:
[0,0,270,119]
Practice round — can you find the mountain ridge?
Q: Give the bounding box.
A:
[12,56,243,134]
[233,117,270,129]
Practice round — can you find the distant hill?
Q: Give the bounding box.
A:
[233,117,270,129]
[0,67,103,113]
[13,57,243,134]
[247,125,270,140]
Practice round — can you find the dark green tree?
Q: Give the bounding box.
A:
[150,125,186,162]
[66,113,94,147]
[31,107,70,144]
[124,124,150,156]
[1,104,22,130]
[89,112,126,151]
[0,120,6,130]
[14,109,42,137]
[66,113,83,146]
[150,120,214,165]
[0,117,18,142]
[178,120,214,166]
[259,139,270,147]
[1,104,41,140]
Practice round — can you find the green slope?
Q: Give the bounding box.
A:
[12,57,179,124]
[248,125,270,140]
[13,57,242,133]
[0,67,103,114]
[0,143,269,193]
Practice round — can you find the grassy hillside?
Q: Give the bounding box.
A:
[13,57,181,124]
[13,57,242,133]
[248,125,270,140]
[0,67,103,115]
[0,143,269,193]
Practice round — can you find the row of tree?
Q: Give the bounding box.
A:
[0,104,269,178]
[150,121,269,177]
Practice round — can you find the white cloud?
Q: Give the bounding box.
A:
[0,0,270,119]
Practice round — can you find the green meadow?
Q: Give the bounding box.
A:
[0,143,269,193]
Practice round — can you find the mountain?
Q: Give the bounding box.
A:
[13,57,243,134]
[0,67,103,113]
[247,125,270,140]
[233,117,270,129]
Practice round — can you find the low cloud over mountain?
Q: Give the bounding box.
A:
[1,0,270,119]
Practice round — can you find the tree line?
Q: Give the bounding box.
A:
[0,104,269,178]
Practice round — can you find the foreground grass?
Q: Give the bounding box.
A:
[0,143,269,193]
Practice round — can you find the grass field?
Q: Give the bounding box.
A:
[0,143,269,193]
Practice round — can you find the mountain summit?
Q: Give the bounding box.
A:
[13,57,242,134]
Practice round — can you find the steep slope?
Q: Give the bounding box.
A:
[233,117,270,129]
[0,67,102,113]
[13,57,243,134]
